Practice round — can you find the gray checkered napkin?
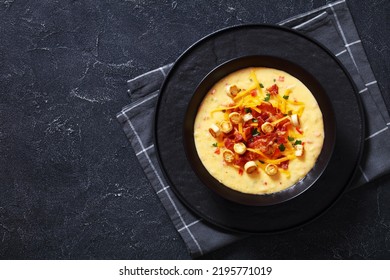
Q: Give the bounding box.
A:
[117,0,390,258]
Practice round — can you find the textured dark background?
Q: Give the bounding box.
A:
[0,0,389,259]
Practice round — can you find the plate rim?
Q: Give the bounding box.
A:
[153,23,365,233]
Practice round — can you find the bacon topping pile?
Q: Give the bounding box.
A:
[209,70,306,176]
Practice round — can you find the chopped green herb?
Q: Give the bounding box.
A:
[212,143,218,147]
[273,78,276,82]
[252,118,258,123]
[252,128,260,136]
[259,83,264,88]
[249,78,253,82]
[283,95,289,100]
[279,143,286,151]
[288,136,295,142]
[263,93,271,102]
[245,108,252,113]
[294,140,302,145]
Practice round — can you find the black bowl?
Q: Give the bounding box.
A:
[183,55,336,206]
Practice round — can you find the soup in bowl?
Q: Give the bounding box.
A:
[183,56,335,205]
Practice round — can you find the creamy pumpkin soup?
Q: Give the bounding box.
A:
[194,67,324,195]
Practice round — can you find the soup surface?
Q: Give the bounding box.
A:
[194,67,324,194]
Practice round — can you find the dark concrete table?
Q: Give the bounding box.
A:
[0,0,389,259]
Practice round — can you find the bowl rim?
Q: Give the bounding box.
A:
[182,54,337,206]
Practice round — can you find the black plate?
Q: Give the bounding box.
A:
[154,24,364,233]
[183,55,336,206]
